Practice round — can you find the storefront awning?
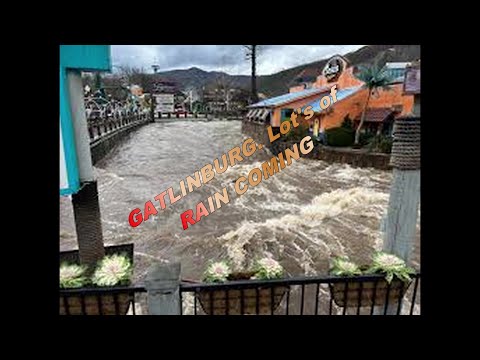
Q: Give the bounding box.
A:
[259,109,269,121]
[355,108,394,122]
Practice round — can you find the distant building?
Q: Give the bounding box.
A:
[153,79,177,94]
[384,62,411,81]
[202,87,249,113]
[152,78,185,113]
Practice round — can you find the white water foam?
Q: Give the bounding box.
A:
[219,187,389,269]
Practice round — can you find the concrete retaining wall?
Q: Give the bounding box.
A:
[90,121,148,165]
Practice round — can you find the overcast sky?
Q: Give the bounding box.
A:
[111,45,365,76]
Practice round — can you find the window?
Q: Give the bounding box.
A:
[281,108,293,122]
[386,68,406,80]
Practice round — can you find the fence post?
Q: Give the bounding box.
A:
[145,262,181,315]
[150,95,155,122]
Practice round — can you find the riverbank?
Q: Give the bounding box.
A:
[243,121,391,170]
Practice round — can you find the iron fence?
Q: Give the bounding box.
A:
[59,273,420,315]
[84,97,152,142]
[180,273,420,315]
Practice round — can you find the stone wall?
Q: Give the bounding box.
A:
[311,145,391,170]
[242,120,391,170]
[241,120,271,145]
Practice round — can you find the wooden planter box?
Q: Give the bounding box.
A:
[60,244,134,315]
[329,278,411,308]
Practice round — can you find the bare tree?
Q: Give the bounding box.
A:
[214,73,234,111]
[244,45,259,104]
[212,55,236,112]
[117,65,154,93]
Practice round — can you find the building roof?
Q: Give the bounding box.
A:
[249,86,331,108]
[355,107,394,122]
[304,86,362,113]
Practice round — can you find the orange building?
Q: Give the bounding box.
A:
[245,86,334,127]
[246,54,415,135]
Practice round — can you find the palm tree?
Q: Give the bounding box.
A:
[354,63,394,145]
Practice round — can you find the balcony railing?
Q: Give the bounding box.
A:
[179,273,421,315]
[59,273,420,315]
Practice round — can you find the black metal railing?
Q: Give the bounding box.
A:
[180,273,420,315]
[59,244,146,315]
[60,286,147,315]
[59,273,420,315]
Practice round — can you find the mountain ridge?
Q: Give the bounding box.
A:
[149,45,421,96]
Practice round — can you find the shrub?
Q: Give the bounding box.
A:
[359,131,375,146]
[325,127,354,147]
[341,116,354,130]
[368,135,393,153]
[282,121,308,142]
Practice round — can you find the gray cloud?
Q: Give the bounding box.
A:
[111,45,365,75]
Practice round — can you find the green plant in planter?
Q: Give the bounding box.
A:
[60,263,88,289]
[329,256,363,277]
[91,254,132,287]
[366,252,415,284]
[252,257,284,280]
[198,258,288,315]
[203,261,231,283]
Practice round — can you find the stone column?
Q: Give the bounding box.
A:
[145,262,182,315]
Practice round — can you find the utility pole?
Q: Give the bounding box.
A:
[244,45,259,104]
[251,45,257,103]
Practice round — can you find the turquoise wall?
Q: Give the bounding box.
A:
[60,45,111,72]
[60,45,111,196]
